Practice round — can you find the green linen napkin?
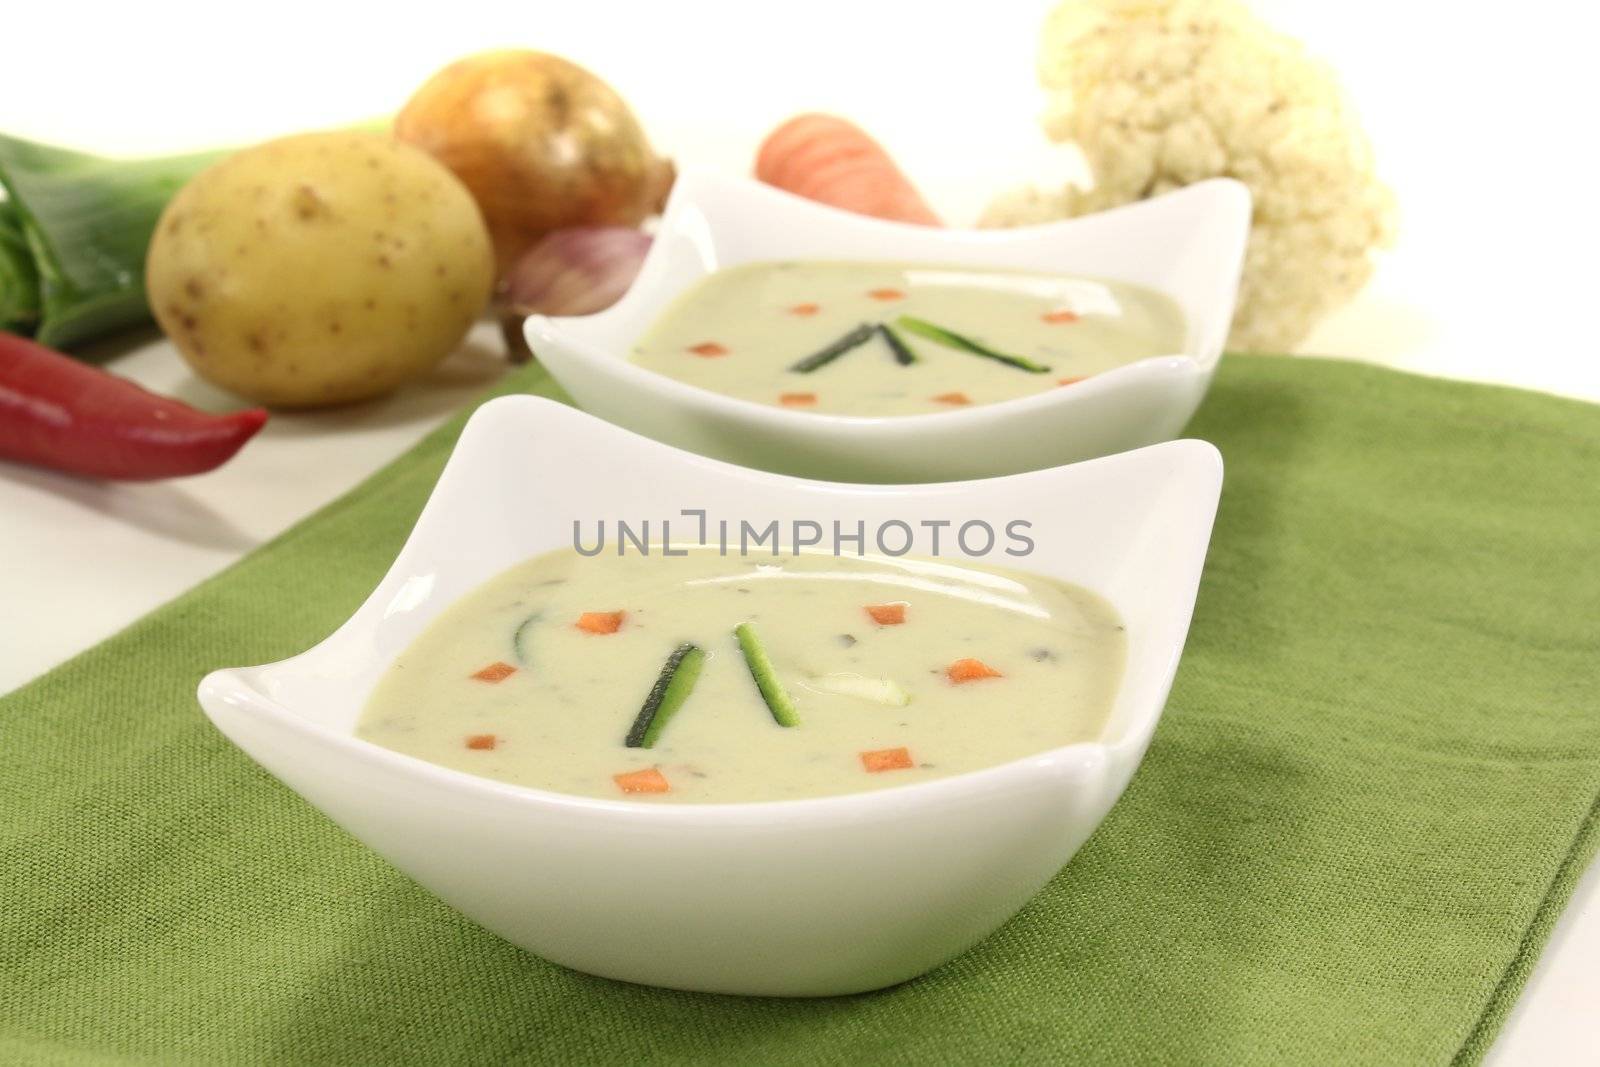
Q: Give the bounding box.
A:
[2,356,1597,1066]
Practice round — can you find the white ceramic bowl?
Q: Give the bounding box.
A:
[526,171,1249,482]
[198,397,1222,996]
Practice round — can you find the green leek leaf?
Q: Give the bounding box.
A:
[0,134,223,350]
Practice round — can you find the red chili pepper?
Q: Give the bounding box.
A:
[0,331,267,480]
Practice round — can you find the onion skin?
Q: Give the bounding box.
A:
[497,226,651,363]
[396,51,674,275]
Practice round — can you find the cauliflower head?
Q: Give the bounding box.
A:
[984,0,1395,353]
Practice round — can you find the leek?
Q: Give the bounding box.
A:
[0,200,39,333]
[0,134,221,350]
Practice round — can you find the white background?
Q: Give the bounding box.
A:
[2,2,1596,1061]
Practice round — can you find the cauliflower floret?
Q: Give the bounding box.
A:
[984,0,1396,353]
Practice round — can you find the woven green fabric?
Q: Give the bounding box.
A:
[2,356,1597,1066]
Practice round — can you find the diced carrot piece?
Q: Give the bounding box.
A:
[688,342,728,357]
[860,747,914,772]
[865,603,906,625]
[947,658,1002,684]
[1057,376,1087,387]
[788,303,821,316]
[1042,309,1080,324]
[465,734,498,750]
[471,661,517,682]
[932,392,971,406]
[614,767,670,794]
[780,392,818,407]
[867,288,906,301]
[575,611,626,634]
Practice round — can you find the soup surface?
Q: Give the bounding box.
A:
[628,260,1186,416]
[357,548,1127,803]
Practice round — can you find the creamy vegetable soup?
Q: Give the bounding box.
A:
[628,260,1185,415]
[357,548,1127,802]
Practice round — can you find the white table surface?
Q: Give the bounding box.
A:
[2,1,1596,1061]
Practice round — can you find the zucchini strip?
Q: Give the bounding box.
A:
[734,623,801,728]
[624,643,706,748]
[511,611,542,666]
[894,315,1051,374]
[876,322,917,366]
[788,322,875,373]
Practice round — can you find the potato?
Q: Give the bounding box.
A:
[147,131,494,407]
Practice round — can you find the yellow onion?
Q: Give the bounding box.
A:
[396,50,674,275]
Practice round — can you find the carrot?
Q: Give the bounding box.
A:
[1042,309,1080,324]
[465,734,498,750]
[754,114,941,226]
[779,392,817,407]
[614,767,670,794]
[688,342,728,357]
[947,658,1002,684]
[1057,376,1088,387]
[867,288,906,301]
[576,611,626,635]
[865,603,906,625]
[860,747,914,772]
[788,303,821,316]
[932,392,971,406]
[471,661,517,682]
